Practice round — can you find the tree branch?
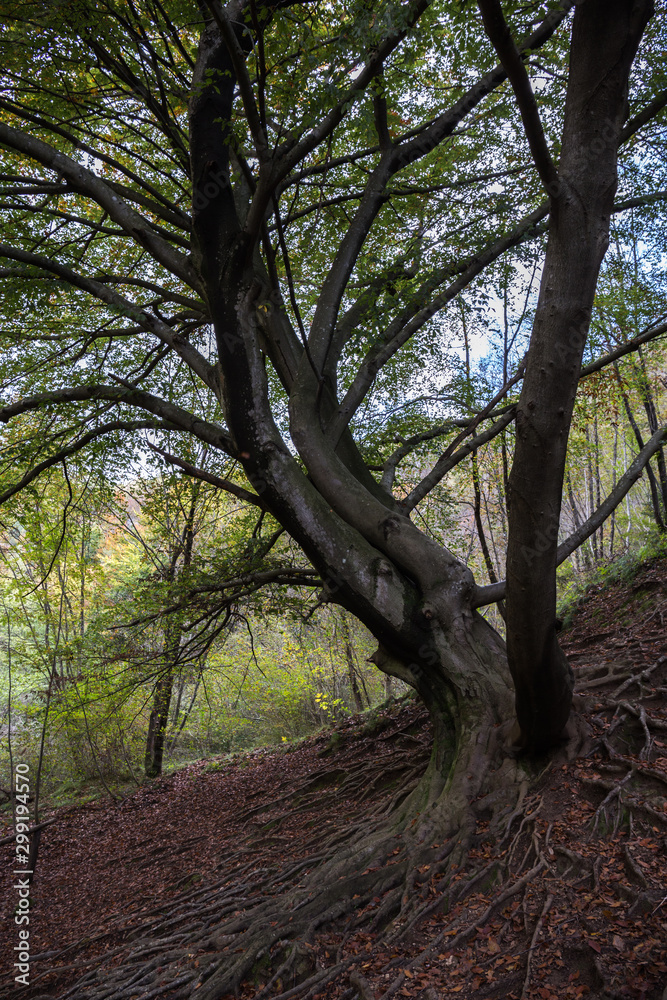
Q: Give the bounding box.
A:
[392,2,575,174]
[378,314,667,503]
[0,244,214,391]
[580,318,667,380]
[0,421,171,506]
[146,442,269,509]
[0,386,234,455]
[556,423,667,565]
[0,121,200,293]
[621,86,667,142]
[0,97,191,228]
[274,0,431,180]
[402,408,517,511]
[327,202,548,444]
[477,0,559,194]
[300,6,573,387]
[325,179,663,444]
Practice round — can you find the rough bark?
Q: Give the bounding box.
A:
[505,0,654,751]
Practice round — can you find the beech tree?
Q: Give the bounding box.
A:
[1,0,667,993]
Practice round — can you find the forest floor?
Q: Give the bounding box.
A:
[1,557,667,1000]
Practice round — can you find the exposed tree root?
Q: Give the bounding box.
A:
[520,892,553,999]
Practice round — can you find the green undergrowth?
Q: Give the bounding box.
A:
[557,530,667,630]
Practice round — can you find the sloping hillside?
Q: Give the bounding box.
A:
[2,560,666,1000]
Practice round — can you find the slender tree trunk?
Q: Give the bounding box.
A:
[346,648,364,711]
[585,425,598,562]
[610,423,619,557]
[171,676,185,727]
[342,617,365,712]
[566,471,586,574]
[594,414,604,556]
[635,349,667,520]
[144,670,174,779]
[167,671,204,759]
[472,451,506,620]
[144,495,198,778]
[505,0,653,750]
[615,361,666,530]
[623,432,633,550]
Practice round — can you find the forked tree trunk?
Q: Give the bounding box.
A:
[190,38,512,790]
[505,0,653,750]
[189,0,651,774]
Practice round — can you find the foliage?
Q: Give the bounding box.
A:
[557,526,667,628]
[0,460,383,795]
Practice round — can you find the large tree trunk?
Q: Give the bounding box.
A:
[189,16,513,796]
[187,0,651,769]
[505,0,653,751]
[370,616,516,873]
